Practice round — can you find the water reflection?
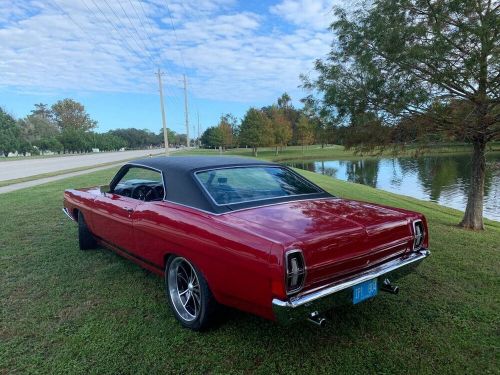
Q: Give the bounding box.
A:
[285,153,500,221]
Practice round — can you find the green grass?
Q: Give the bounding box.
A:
[1,164,499,374]
[178,143,500,162]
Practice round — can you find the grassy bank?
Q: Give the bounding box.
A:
[1,165,499,374]
[179,142,500,162]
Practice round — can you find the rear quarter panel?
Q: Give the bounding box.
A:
[133,201,278,319]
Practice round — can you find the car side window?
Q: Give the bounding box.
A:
[113,166,165,201]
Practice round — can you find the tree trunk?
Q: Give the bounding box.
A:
[253,147,257,157]
[275,145,279,156]
[459,139,486,230]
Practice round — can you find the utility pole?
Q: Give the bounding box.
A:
[183,74,190,148]
[197,111,201,148]
[157,68,169,155]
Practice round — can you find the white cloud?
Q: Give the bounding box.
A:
[269,0,335,30]
[0,0,334,103]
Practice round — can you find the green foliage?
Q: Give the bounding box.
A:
[93,133,126,151]
[18,115,59,143]
[218,113,238,149]
[307,0,499,142]
[58,129,92,153]
[239,108,273,156]
[110,128,160,149]
[33,137,63,154]
[0,107,20,157]
[51,98,97,132]
[296,115,315,149]
[269,107,292,152]
[200,126,224,148]
[304,0,499,229]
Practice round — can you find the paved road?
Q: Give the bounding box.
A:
[0,149,166,181]
[0,162,126,195]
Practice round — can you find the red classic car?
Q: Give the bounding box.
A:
[63,156,429,330]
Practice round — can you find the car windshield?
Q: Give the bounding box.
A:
[195,166,322,205]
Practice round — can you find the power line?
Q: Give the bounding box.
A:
[52,0,186,119]
[116,0,160,66]
[127,0,158,56]
[98,0,157,67]
[93,0,183,110]
[163,1,188,74]
[162,1,198,124]
[81,0,149,66]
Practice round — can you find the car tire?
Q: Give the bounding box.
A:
[78,211,97,250]
[165,255,217,331]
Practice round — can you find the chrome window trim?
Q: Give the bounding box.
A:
[114,163,167,201]
[193,165,326,207]
[161,196,337,216]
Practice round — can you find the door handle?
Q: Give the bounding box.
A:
[124,207,134,213]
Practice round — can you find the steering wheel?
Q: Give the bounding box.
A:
[132,185,158,201]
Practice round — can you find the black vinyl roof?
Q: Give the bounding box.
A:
[118,155,330,214]
[131,155,274,173]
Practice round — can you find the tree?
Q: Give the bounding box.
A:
[306,0,499,230]
[296,115,315,152]
[94,133,126,151]
[218,113,238,149]
[239,108,273,156]
[269,107,292,155]
[0,107,20,157]
[277,92,292,110]
[58,129,92,153]
[301,95,336,147]
[19,115,59,143]
[51,99,97,132]
[34,137,63,154]
[31,103,53,121]
[200,126,224,148]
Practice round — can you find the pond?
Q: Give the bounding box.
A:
[284,152,500,221]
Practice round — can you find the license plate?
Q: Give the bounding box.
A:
[352,278,378,304]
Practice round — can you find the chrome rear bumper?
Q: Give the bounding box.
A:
[272,249,430,324]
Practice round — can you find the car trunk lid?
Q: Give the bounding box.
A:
[223,198,415,288]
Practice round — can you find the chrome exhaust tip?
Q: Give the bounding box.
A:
[308,311,327,327]
[381,279,399,294]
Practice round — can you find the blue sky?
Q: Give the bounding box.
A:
[0,0,336,135]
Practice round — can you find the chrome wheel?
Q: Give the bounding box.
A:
[167,257,202,322]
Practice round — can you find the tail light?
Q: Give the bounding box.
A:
[285,249,306,294]
[413,220,425,250]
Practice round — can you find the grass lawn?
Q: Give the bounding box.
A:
[176,142,500,162]
[1,163,499,374]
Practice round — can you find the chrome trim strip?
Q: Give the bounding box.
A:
[115,163,167,200]
[161,196,337,216]
[273,249,430,309]
[62,208,76,222]
[193,165,326,207]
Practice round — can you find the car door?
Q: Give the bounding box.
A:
[92,192,139,251]
[91,165,164,253]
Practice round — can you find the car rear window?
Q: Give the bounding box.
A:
[195,166,322,205]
